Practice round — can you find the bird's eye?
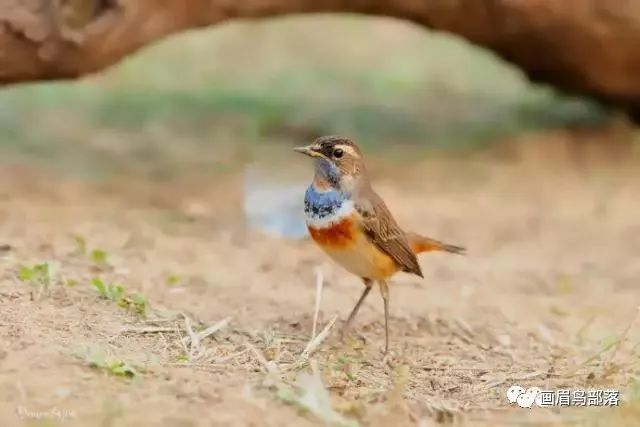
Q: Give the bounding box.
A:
[333,148,344,158]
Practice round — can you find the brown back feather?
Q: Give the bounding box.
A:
[354,184,423,278]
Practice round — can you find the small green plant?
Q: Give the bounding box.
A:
[18,263,53,285]
[332,355,360,383]
[92,278,124,301]
[166,274,181,286]
[17,263,57,298]
[71,236,111,266]
[119,294,148,317]
[91,278,147,317]
[73,234,87,255]
[91,249,108,265]
[79,347,140,378]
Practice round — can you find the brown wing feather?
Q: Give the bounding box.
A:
[354,187,423,278]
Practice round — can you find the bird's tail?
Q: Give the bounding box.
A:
[405,232,466,255]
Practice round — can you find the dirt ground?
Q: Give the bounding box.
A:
[2,131,640,426]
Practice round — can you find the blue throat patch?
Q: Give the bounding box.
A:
[304,185,346,219]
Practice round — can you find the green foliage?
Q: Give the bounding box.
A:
[71,236,111,266]
[17,263,56,292]
[91,249,108,265]
[91,278,147,317]
[120,294,148,317]
[0,21,610,180]
[92,278,124,301]
[81,347,140,378]
[166,274,181,286]
[73,234,87,255]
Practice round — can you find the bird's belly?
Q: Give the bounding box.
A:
[306,214,397,280]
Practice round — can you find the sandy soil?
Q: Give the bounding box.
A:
[2,133,640,426]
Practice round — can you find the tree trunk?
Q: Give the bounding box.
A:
[2,0,640,114]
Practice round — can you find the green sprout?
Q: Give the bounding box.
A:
[91,278,147,317]
[80,347,140,378]
[92,278,124,301]
[91,249,108,265]
[17,263,57,298]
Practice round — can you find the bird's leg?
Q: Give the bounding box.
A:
[340,278,372,339]
[378,280,390,354]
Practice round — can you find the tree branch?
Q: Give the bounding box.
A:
[2,0,640,114]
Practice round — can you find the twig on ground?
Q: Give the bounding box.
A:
[484,378,505,389]
[182,313,200,362]
[122,327,179,334]
[484,371,544,389]
[165,347,250,369]
[178,314,233,363]
[182,316,232,346]
[215,348,250,364]
[287,267,336,368]
[246,341,281,379]
[311,267,324,339]
[605,305,640,366]
[300,315,338,362]
[455,317,475,338]
[574,305,640,374]
[142,318,176,324]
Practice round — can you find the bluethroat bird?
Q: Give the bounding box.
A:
[295,135,465,353]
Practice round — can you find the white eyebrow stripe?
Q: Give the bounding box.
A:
[335,144,357,156]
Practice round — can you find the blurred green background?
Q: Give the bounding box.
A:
[0,16,608,181]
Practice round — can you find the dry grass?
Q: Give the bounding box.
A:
[2,131,640,426]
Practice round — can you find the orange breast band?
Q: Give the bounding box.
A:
[308,217,356,249]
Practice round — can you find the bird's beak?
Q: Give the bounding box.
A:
[293,144,323,158]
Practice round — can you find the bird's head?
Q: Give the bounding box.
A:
[294,135,366,193]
